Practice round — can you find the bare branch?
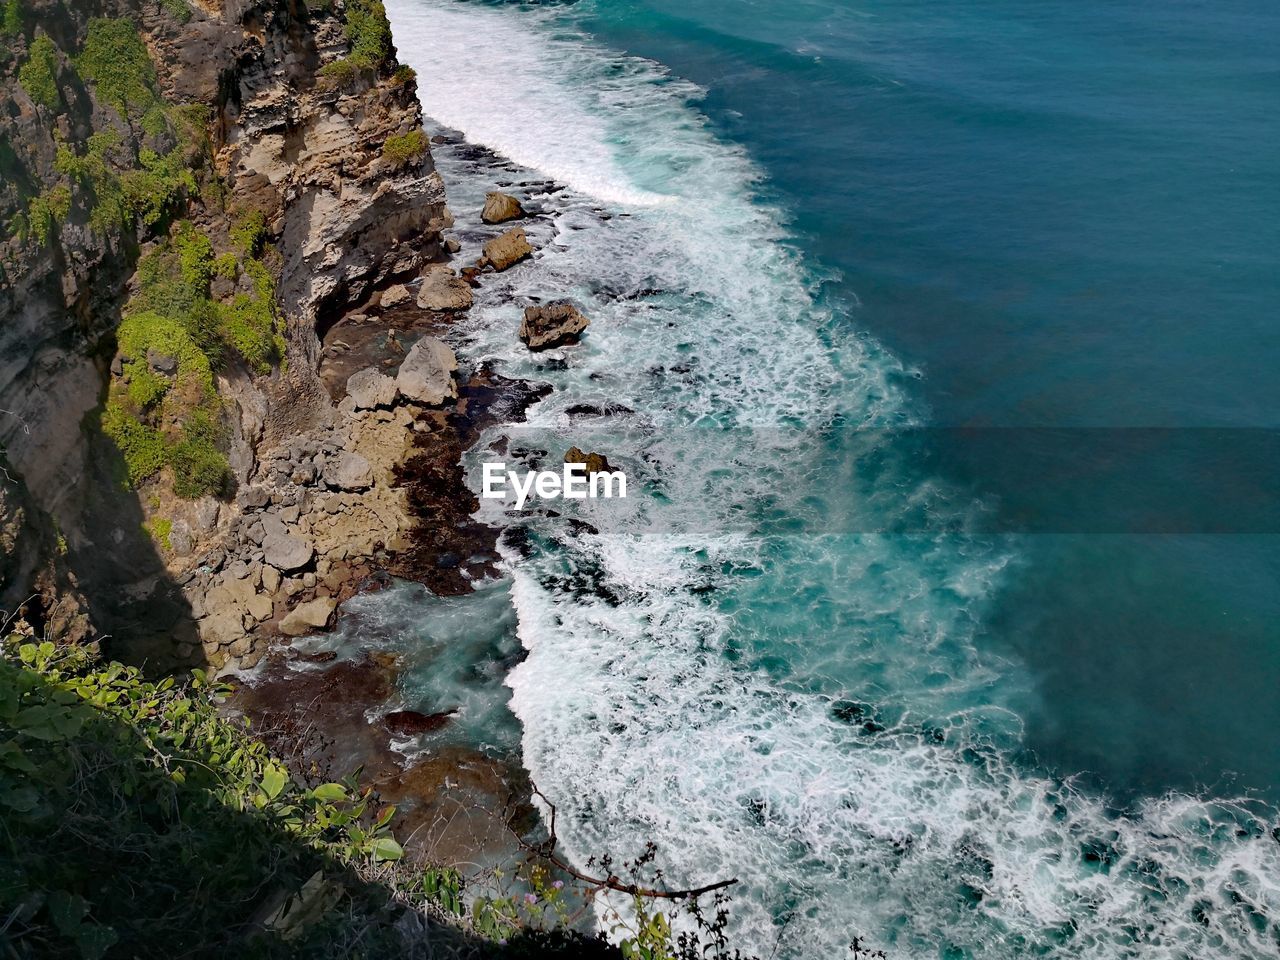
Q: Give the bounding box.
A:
[518,785,739,901]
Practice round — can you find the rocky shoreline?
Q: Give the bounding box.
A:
[0,0,607,883]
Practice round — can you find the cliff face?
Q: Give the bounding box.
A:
[0,0,448,659]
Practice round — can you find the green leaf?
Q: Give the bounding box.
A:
[370,837,403,862]
[48,890,88,936]
[311,782,347,802]
[76,922,118,960]
[4,785,41,812]
[260,763,287,800]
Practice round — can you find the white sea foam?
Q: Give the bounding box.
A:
[386,2,1280,957]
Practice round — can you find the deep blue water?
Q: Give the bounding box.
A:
[384,1,1280,954]
[567,0,1280,802]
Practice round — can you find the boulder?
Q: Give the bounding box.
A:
[520,302,590,351]
[478,227,532,272]
[168,519,193,557]
[200,611,245,648]
[194,497,220,532]
[415,264,473,312]
[261,565,282,595]
[396,337,458,406]
[481,192,525,224]
[278,597,337,637]
[246,593,274,623]
[346,367,398,410]
[262,532,314,571]
[330,451,373,491]
[146,348,178,375]
[564,446,613,474]
[380,283,412,308]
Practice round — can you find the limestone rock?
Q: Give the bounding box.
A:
[520,302,591,351]
[380,284,412,308]
[201,611,245,648]
[168,519,193,557]
[396,337,458,406]
[194,498,220,532]
[346,368,397,410]
[415,264,473,312]
[262,565,282,595]
[263,533,314,571]
[330,452,373,491]
[481,192,525,224]
[246,593,274,622]
[478,228,533,272]
[147,349,178,375]
[279,597,337,637]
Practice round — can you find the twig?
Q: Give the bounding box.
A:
[518,785,738,901]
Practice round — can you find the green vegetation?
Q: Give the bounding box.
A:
[389,64,416,86]
[217,258,286,374]
[142,515,172,550]
[54,128,199,236]
[102,304,228,495]
[158,0,192,24]
[18,34,60,111]
[23,184,71,246]
[1,632,757,959]
[230,209,268,256]
[102,210,286,496]
[382,129,429,167]
[318,0,394,88]
[3,0,23,38]
[0,636,423,958]
[76,18,160,119]
[344,0,393,70]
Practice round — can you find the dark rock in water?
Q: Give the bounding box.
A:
[481,191,525,224]
[298,649,338,664]
[564,402,634,417]
[382,709,457,736]
[520,301,590,351]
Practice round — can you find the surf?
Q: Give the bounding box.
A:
[383,2,1280,957]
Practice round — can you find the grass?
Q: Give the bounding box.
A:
[18,34,60,111]
[382,129,428,167]
[142,516,173,550]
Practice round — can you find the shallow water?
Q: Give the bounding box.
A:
[381,1,1280,956]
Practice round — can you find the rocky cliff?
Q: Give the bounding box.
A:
[0,0,449,667]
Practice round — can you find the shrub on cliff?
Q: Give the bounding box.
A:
[17,34,60,111]
[2,0,22,38]
[382,129,428,168]
[318,0,395,88]
[344,0,394,70]
[76,18,160,120]
[103,308,230,494]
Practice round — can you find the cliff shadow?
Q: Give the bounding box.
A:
[0,654,620,960]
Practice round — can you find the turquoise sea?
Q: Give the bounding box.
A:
[374,1,1280,955]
